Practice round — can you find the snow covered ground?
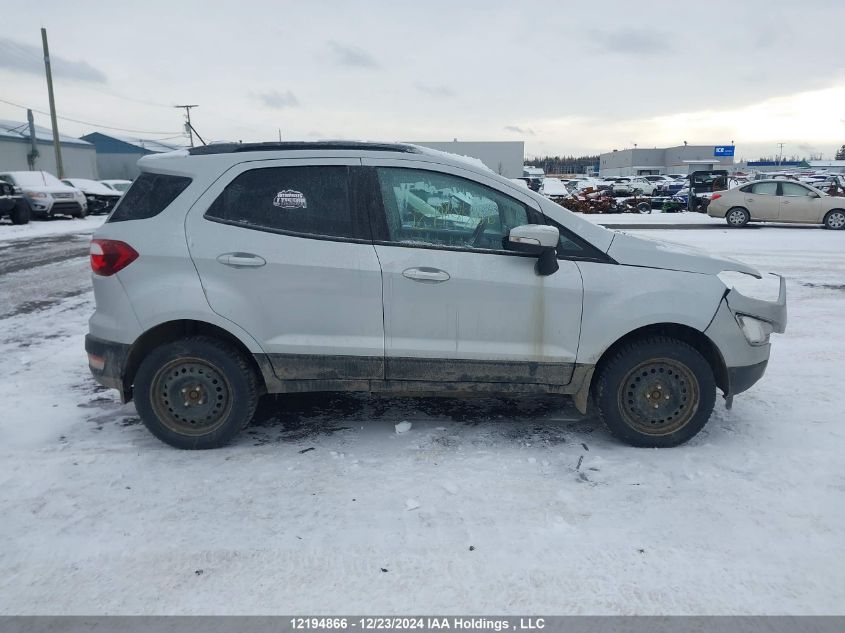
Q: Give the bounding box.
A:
[583,211,724,225]
[0,223,844,615]
[0,215,105,243]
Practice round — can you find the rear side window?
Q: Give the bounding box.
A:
[751,182,778,196]
[205,166,355,239]
[108,173,192,222]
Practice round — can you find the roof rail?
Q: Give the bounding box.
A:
[188,141,421,156]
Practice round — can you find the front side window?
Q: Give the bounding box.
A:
[205,166,354,239]
[375,167,529,251]
[781,182,814,197]
[751,182,779,196]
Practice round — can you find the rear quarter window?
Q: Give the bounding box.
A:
[108,173,192,222]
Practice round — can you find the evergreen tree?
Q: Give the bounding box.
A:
[836,145,845,161]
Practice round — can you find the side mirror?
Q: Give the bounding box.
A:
[508,225,560,276]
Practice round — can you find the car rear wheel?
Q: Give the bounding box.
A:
[593,336,716,447]
[726,207,750,227]
[9,201,30,225]
[823,209,845,230]
[134,336,259,449]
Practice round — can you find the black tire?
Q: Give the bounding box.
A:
[72,207,88,219]
[823,209,845,230]
[593,336,716,448]
[134,336,259,449]
[9,201,30,225]
[636,201,651,214]
[725,206,750,227]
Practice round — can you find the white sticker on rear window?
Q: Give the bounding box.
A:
[273,190,307,209]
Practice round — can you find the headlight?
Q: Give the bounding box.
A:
[736,314,773,346]
[25,191,49,199]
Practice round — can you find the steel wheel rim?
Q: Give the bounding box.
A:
[617,357,700,436]
[828,212,845,229]
[728,209,746,225]
[150,357,233,436]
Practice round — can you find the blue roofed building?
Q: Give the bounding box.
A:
[0,119,98,178]
[79,132,186,180]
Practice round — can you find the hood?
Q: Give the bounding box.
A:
[73,182,120,196]
[23,183,80,195]
[608,232,762,278]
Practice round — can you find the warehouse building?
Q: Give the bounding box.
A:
[80,132,186,180]
[407,140,525,178]
[0,119,98,178]
[599,145,735,177]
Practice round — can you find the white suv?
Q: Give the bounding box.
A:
[86,142,786,449]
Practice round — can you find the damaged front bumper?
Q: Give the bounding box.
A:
[705,274,787,405]
[725,274,788,335]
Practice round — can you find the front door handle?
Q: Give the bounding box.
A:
[216,252,266,268]
[402,267,450,283]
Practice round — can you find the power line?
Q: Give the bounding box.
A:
[74,85,175,109]
[0,97,182,135]
[0,38,174,109]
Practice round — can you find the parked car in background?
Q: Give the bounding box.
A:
[0,171,87,219]
[708,179,845,228]
[642,175,673,186]
[612,176,657,196]
[655,177,688,197]
[100,179,133,193]
[596,177,624,193]
[62,178,123,215]
[0,178,28,224]
[539,177,571,202]
[522,166,545,191]
[85,141,786,451]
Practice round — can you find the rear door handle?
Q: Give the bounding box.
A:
[402,267,450,283]
[216,252,266,268]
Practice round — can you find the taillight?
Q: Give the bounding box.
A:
[90,239,139,276]
[711,193,722,201]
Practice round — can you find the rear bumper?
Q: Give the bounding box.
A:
[85,334,131,401]
[727,359,768,395]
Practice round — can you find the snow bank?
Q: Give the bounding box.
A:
[0,215,105,243]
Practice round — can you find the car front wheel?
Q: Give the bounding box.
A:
[726,207,750,227]
[134,336,259,449]
[9,201,30,225]
[823,209,845,230]
[593,336,716,447]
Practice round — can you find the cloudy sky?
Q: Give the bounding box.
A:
[2,0,844,160]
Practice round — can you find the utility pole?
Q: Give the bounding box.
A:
[777,142,785,165]
[26,109,39,170]
[174,105,198,147]
[41,28,64,178]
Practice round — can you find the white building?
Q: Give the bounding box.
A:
[599,145,734,177]
[406,140,525,178]
[0,119,98,178]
